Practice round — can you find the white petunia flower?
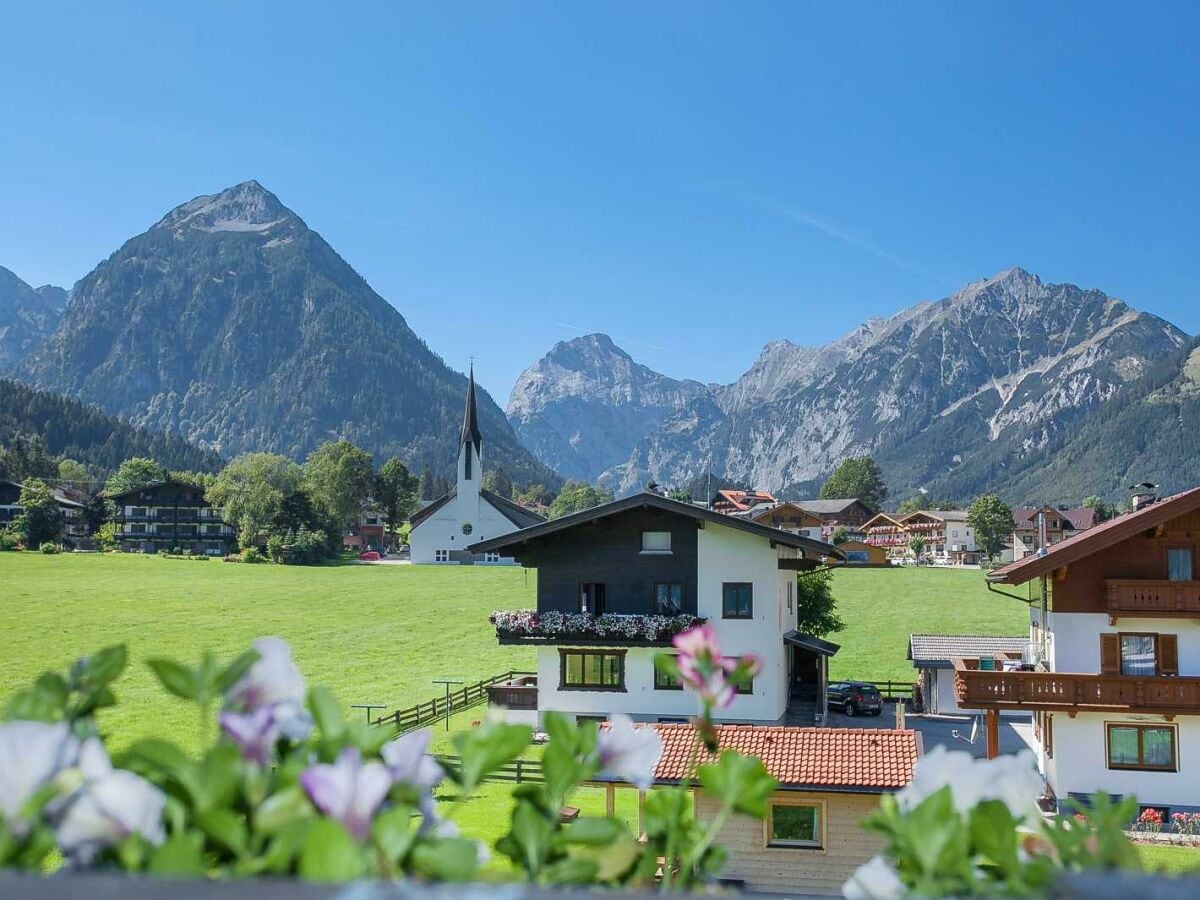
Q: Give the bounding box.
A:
[843,855,904,899]
[0,721,80,834]
[226,637,306,711]
[597,714,662,791]
[895,745,1043,823]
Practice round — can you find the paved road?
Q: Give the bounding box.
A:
[825,707,1035,758]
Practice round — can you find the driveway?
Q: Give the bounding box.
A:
[825,707,1035,758]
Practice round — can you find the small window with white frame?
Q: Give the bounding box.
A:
[435,549,450,563]
[484,552,501,563]
[766,801,823,849]
[641,531,672,553]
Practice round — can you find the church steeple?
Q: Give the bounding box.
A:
[460,364,482,456]
[458,364,483,488]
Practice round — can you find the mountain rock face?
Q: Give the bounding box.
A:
[19,181,558,486]
[0,267,67,370]
[515,268,1188,502]
[506,333,710,481]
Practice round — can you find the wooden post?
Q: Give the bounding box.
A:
[986,709,1000,759]
[605,782,616,818]
[637,790,646,838]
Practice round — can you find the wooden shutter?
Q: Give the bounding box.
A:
[1099,634,1121,675]
[1046,714,1054,758]
[1158,634,1179,676]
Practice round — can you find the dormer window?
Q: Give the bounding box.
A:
[641,531,672,554]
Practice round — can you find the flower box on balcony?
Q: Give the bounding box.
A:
[490,610,705,646]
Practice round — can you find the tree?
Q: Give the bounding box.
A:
[57,459,91,484]
[208,454,303,549]
[82,493,110,535]
[668,489,692,503]
[794,569,844,636]
[516,483,549,506]
[482,468,514,499]
[376,458,420,545]
[105,457,169,495]
[967,494,1015,562]
[908,535,926,559]
[302,440,375,527]
[819,457,888,513]
[15,479,63,549]
[0,434,57,481]
[548,482,614,519]
[1082,495,1116,522]
[896,495,925,516]
[830,526,849,545]
[418,466,436,502]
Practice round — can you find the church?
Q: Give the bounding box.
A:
[408,368,545,564]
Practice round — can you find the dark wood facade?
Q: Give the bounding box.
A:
[110,480,236,555]
[511,508,700,616]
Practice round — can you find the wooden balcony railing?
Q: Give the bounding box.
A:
[953,658,1200,715]
[486,677,539,710]
[1106,579,1200,621]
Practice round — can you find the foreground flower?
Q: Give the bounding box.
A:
[597,714,663,791]
[0,721,80,834]
[895,746,1043,823]
[842,854,904,899]
[226,637,306,711]
[671,624,760,711]
[220,706,280,766]
[300,747,392,840]
[381,729,444,794]
[55,740,166,864]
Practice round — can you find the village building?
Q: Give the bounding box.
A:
[343,509,386,552]
[955,485,1200,815]
[710,489,777,515]
[908,633,1027,715]
[863,510,979,564]
[836,540,889,567]
[863,512,907,557]
[735,500,824,541]
[471,491,844,727]
[0,478,87,545]
[795,498,875,541]
[1010,505,1099,560]
[408,367,544,564]
[643,723,920,894]
[107,479,236,555]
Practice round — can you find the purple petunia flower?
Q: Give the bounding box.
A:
[300,747,392,841]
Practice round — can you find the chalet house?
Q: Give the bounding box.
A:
[108,479,236,555]
[408,367,544,564]
[710,489,776,515]
[836,540,889,567]
[908,634,1027,715]
[646,723,920,895]
[736,501,824,541]
[864,510,978,564]
[0,479,87,545]
[795,498,875,541]
[470,492,844,727]
[955,486,1200,815]
[344,509,386,552]
[863,512,907,556]
[1011,506,1099,560]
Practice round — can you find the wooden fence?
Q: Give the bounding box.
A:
[436,754,545,784]
[371,670,537,734]
[859,679,915,701]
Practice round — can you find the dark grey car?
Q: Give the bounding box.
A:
[827,681,884,716]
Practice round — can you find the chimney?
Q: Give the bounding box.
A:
[1129,482,1159,512]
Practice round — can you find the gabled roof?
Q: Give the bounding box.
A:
[900,509,968,523]
[739,500,823,526]
[467,490,843,559]
[649,723,918,792]
[409,487,545,530]
[102,478,207,501]
[795,498,867,516]
[783,631,841,657]
[460,365,482,454]
[1013,506,1098,531]
[711,489,776,511]
[0,480,84,508]
[908,633,1027,669]
[863,512,904,528]
[989,487,1200,584]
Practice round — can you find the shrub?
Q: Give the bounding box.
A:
[39,542,60,555]
[0,529,19,551]
[265,534,284,563]
[240,547,266,564]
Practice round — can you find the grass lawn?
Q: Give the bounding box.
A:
[1136,843,1200,874]
[829,566,1028,683]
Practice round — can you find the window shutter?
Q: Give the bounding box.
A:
[1099,634,1121,675]
[1158,634,1179,676]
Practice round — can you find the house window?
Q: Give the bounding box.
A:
[561,651,624,690]
[483,552,501,563]
[766,802,822,849]
[722,582,753,619]
[641,531,672,553]
[734,675,754,695]
[1107,724,1176,772]
[434,549,450,562]
[654,655,683,691]
[580,582,607,615]
[654,582,683,614]
[1168,548,1194,582]
[1120,634,1157,677]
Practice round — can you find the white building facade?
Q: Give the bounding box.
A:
[408,368,543,564]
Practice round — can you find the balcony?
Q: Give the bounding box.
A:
[1106,579,1200,623]
[486,675,539,710]
[953,658,1200,715]
[491,610,704,646]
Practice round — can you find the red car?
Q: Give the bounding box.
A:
[358,551,381,561]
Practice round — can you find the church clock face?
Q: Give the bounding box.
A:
[461,523,473,536]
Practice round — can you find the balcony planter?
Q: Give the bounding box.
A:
[490,610,704,645]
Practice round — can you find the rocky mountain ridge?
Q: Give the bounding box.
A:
[0,267,67,370]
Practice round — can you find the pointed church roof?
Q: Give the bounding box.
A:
[460,365,482,453]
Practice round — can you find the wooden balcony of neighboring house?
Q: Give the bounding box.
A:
[486,675,539,710]
[1106,579,1200,623]
[952,657,1200,717]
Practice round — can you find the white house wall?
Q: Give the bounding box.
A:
[1046,613,1200,676]
[410,493,521,564]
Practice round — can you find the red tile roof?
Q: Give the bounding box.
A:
[713,489,777,512]
[1013,506,1099,531]
[650,724,919,792]
[989,487,1200,585]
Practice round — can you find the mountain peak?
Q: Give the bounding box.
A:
[153,180,302,236]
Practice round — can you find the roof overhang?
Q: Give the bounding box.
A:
[783,631,841,657]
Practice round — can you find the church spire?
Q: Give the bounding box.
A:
[460,363,482,454]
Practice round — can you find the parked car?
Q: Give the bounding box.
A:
[827,681,884,716]
[359,551,381,561]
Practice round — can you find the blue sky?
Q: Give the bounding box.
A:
[3,2,1198,403]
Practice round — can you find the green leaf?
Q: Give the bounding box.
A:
[260,819,311,874]
[968,799,1021,878]
[217,649,260,693]
[196,808,248,857]
[254,786,314,835]
[697,750,778,817]
[196,742,242,812]
[147,830,207,877]
[541,857,600,884]
[503,800,555,874]
[85,645,128,685]
[298,818,362,883]
[3,688,60,723]
[147,659,199,701]
[561,816,622,846]
[308,686,344,739]
[371,806,417,865]
[453,719,531,793]
[32,672,68,708]
[122,739,202,804]
[410,837,481,882]
[72,684,116,717]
